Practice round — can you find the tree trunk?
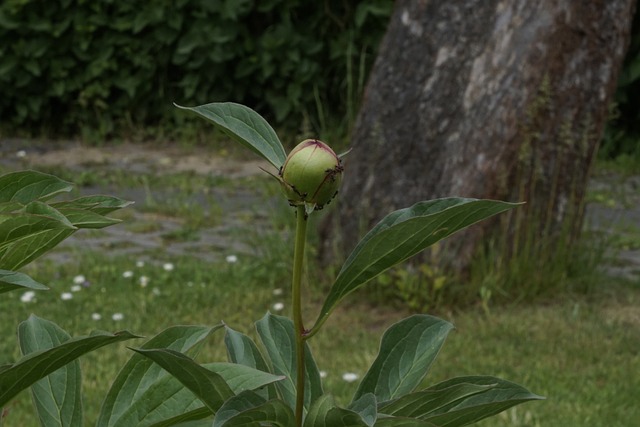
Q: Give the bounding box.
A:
[322,0,636,273]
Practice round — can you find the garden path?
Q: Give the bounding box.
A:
[1,139,639,282]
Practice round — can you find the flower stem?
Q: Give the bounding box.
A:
[292,205,308,427]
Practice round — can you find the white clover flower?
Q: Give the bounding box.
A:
[122,270,134,278]
[272,302,284,311]
[112,313,124,321]
[152,287,161,296]
[16,150,27,158]
[61,292,73,301]
[163,262,174,271]
[20,291,36,303]
[319,370,328,379]
[139,275,149,287]
[73,275,86,285]
[272,288,283,296]
[71,285,82,292]
[225,255,238,263]
[91,313,102,321]
[342,372,358,383]
[136,260,145,268]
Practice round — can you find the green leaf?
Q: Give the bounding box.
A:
[207,362,284,395]
[315,198,519,330]
[56,207,122,229]
[212,390,295,427]
[147,407,212,427]
[105,373,210,427]
[97,325,218,427]
[0,227,75,270]
[255,313,323,412]
[18,316,82,427]
[419,376,545,427]
[51,195,133,215]
[0,269,48,295]
[103,359,285,427]
[0,170,72,203]
[175,102,287,169]
[0,202,75,250]
[378,382,496,419]
[224,325,278,399]
[0,193,130,271]
[0,315,138,408]
[304,394,369,427]
[348,393,378,427]
[212,390,266,427]
[373,416,437,426]
[353,315,454,404]
[132,348,234,414]
[96,360,282,427]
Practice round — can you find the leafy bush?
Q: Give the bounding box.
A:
[602,7,640,163]
[0,0,391,138]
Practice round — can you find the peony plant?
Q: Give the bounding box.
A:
[0,102,543,427]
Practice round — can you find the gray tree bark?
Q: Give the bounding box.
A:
[322,0,636,272]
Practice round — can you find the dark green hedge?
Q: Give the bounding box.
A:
[0,0,391,137]
[601,7,640,161]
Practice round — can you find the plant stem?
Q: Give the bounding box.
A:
[292,205,308,427]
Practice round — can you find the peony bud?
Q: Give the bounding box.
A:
[279,139,343,210]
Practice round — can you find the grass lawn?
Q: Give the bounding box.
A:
[1,250,638,426]
[0,146,638,426]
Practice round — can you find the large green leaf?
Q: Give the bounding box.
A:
[0,269,48,295]
[175,102,287,169]
[353,315,454,404]
[418,376,545,427]
[0,316,138,408]
[97,325,218,427]
[255,313,323,412]
[0,170,72,203]
[224,325,278,399]
[315,198,519,330]
[18,316,82,427]
[212,390,294,427]
[132,348,234,414]
[378,382,496,419]
[303,394,369,427]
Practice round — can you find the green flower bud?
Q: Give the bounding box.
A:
[279,139,343,210]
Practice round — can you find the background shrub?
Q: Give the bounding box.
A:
[0,0,391,138]
[600,9,640,165]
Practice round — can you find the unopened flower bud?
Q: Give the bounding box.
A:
[279,139,343,210]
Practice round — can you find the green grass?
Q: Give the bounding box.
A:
[1,154,638,426]
[2,246,638,426]
[1,250,293,425]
